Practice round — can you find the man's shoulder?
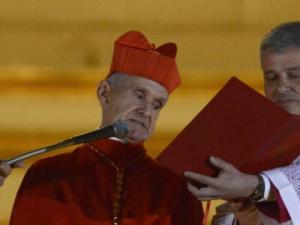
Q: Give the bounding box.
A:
[34,145,90,167]
[25,144,96,180]
[17,145,97,190]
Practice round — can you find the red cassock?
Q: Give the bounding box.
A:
[10,139,203,225]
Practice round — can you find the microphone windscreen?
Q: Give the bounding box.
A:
[71,121,129,144]
[114,121,129,139]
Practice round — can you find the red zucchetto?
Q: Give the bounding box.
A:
[108,31,181,93]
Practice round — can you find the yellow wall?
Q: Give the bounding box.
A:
[1,0,300,224]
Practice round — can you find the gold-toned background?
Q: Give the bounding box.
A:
[1,0,299,224]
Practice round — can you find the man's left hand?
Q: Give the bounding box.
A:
[184,156,259,201]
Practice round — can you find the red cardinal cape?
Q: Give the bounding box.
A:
[10,139,203,225]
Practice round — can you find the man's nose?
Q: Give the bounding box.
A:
[137,103,152,116]
[276,77,291,93]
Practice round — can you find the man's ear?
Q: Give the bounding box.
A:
[97,80,112,106]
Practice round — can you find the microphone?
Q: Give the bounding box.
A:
[5,121,129,166]
[68,121,129,145]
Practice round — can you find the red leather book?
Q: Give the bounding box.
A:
[157,77,300,176]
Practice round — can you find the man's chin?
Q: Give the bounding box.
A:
[126,137,146,144]
[286,108,300,116]
[280,103,300,116]
[126,131,148,143]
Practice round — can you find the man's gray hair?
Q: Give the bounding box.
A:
[106,72,134,90]
[260,21,300,56]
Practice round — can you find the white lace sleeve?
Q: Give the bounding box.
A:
[279,160,300,198]
[263,156,300,225]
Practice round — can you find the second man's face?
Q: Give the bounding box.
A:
[100,75,169,143]
[262,47,300,115]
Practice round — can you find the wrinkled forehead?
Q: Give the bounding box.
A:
[110,73,169,100]
[262,47,300,59]
[261,47,300,68]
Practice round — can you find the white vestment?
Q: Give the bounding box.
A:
[214,156,300,225]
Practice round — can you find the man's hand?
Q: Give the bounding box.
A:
[0,161,24,187]
[184,156,259,201]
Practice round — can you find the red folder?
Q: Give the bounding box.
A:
[157,77,300,176]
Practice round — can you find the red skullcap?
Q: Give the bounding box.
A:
[108,31,181,93]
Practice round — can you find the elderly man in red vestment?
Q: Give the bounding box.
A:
[185,22,300,225]
[9,31,203,225]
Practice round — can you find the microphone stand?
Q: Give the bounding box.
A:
[5,122,129,166]
[5,140,74,166]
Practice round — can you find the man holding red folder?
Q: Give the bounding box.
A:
[185,22,300,225]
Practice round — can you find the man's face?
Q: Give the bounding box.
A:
[99,75,169,143]
[262,47,300,115]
